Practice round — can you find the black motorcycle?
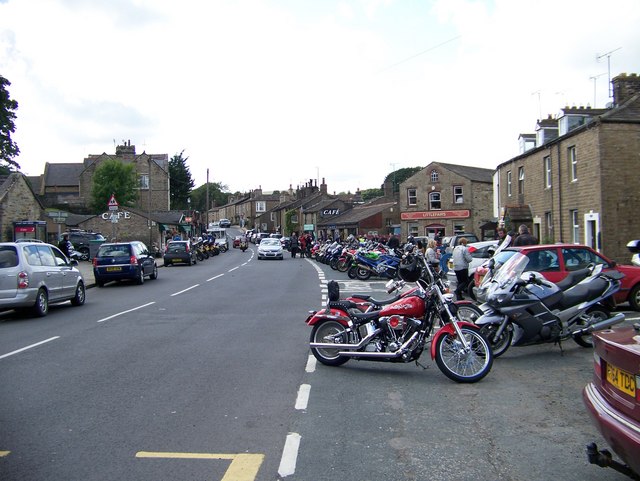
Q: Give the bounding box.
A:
[475,252,625,357]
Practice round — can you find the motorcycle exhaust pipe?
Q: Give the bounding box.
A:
[339,332,419,359]
[310,328,382,350]
[573,312,625,336]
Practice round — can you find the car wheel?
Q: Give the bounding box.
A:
[78,247,90,261]
[150,264,158,280]
[136,267,145,285]
[629,284,640,311]
[32,288,49,317]
[71,281,86,306]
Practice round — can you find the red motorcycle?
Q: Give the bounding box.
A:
[306,252,494,383]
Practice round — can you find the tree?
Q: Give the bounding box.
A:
[90,159,138,212]
[169,150,195,210]
[384,166,423,192]
[0,75,20,170]
[361,188,383,201]
[190,181,230,212]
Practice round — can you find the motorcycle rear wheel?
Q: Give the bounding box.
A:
[336,259,350,272]
[347,266,357,279]
[435,325,493,383]
[573,307,609,348]
[453,303,483,323]
[310,320,350,367]
[479,323,513,358]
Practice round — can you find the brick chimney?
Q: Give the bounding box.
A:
[612,73,640,106]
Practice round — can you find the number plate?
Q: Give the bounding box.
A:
[606,363,636,397]
[106,266,122,272]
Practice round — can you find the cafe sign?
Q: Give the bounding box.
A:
[101,211,132,220]
[401,210,470,220]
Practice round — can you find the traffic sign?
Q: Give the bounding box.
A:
[108,194,119,211]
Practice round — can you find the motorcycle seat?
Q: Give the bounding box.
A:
[557,277,608,310]
[555,267,590,290]
[350,294,401,306]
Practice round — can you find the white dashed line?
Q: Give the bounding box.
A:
[0,337,60,360]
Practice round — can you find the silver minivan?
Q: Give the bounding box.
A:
[0,242,86,317]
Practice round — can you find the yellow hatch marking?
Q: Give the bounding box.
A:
[136,452,264,481]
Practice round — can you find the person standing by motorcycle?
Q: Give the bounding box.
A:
[452,237,473,299]
[290,232,300,258]
[513,224,538,246]
[58,234,72,258]
[426,239,441,272]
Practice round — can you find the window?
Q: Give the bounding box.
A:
[139,174,149,190]
[36,245,56,266]
[570,210,579,243]
[518,167,524,194]
[407,188,417,206]
[430,170,439,183]
[256,201,266,212]
[526,249,559,272]
[290,214,298,224]
[429,192,441,210]
[408,223,419,237]
[544,156,552,188]
[453,186,464,204]
[507,171,512,196]
[569,146,577,181]
[562,247,608,271]
[453,224,465,235]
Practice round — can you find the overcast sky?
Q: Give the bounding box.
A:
[1,0,639,195]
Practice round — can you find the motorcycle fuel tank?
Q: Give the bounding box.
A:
[379,295,425,318]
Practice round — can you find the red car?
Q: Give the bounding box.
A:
[583,324,640,478]
[473,244,640,310]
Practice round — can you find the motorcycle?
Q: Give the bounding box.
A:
[306,251,494,383]
[240,240,248,252]
[475,252,626,357]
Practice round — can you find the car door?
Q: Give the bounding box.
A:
[136,242,154,275]
[51,245,80,299]
[33,244,65,301]
[0,246,20,300]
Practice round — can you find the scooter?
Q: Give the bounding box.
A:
[475,252,625,357]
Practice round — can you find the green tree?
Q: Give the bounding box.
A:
[361,188,383,201]
[169,150,195,210]
[0,75,20,170]
[384,166,423,192]
[90,159,138,212]
[190,181,230,212]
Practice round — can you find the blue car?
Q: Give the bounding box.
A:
[93,241,158,287]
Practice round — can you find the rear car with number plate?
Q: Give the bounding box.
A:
[93,241,158,286]
[583,324,640,478]
[163,240,196,266]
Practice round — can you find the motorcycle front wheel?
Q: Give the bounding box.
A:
[336,259,350,272]
[355,267,371,281]
[479,323,513,358]
[435,325,493,383]
[573,307,609,348]
[310,321,350,367]
[347,266,357,279]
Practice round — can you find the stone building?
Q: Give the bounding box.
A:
[495,72,640,263]
[399,162,494,240]
[0,173,46,241]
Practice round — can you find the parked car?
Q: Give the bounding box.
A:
[253,233,269,244]
[441,233,479,251]
[63,231,105,261]
[583,324,640,478]
[219,218,231,228]
[93,241,158,286]
[0,241,86,317]
[446,240,500,297]
[163,240,196,266]
[473,244,640,310]
[257,238,284,260]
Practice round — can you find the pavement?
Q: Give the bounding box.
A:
[75,256,165,288]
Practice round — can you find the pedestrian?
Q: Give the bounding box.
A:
[299,234,307,258]
[426,239,440,271]
[513,224,538,246]
[290,232,299,258]
[452,237,473,300]
[58,233,72,257]
[387,235,400,250]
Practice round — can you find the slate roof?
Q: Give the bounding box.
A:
[318,201,396,226]
[431,162,494,183]
[44,163,84,187]
[600,93,640,123]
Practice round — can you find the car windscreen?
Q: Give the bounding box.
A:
[97,245,131,257]
[167,243,187,252]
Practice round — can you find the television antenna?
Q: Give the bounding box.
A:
[596,47,621,100]
[589,73,607,108]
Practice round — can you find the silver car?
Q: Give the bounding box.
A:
[446,240,499,298]
[257,238,284,260]
[0,242,86,317]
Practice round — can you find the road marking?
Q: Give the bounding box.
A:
[97,302,156,323]
[278,433,301,477]
[207,274,225,282]
[295,384,311,410]
[136,452,264,481]
[0,337,60,360]
[228,266,239,272]
[305,355,316,373]
[170,285,200,296]
[0,451,10,457]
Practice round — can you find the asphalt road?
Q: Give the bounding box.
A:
[1,236,638,480]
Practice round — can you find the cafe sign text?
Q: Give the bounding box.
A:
[401,210,470,220]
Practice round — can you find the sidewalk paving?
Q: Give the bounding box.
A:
[76,257,164,288]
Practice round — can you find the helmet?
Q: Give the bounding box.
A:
[398,254,421,282]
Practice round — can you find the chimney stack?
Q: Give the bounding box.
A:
[612,73,640,106]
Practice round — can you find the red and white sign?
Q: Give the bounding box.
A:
[401,210,470,220]
[108,194,119,211]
